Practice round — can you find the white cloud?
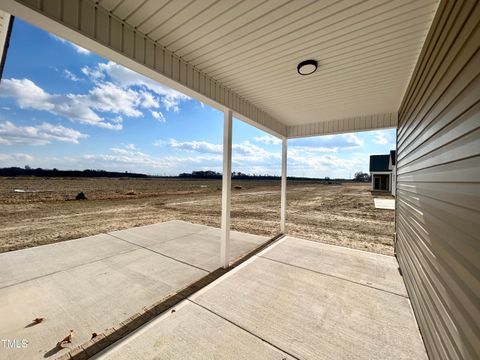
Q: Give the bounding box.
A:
[0,152,34,162]
[87,144,158,168]
[1,60,192,131]
[0,121,87,145]
[83,153,223,174]
[110,144,142,156]
[8,136,367,177]
[92,61,190,112]
[254,134,282,145]
[0,78,141,130]
[162,138,280,173]
[151,111,166,122]
[342,133,364,147]
[0,78,53,111]
[140,91,160,109]
[60,93,120,129]
[167,138,223,154]
[51,34,90,55]
[373,130,392,145]
[289,146,338,154]
[285,133,371,177]
[164,138,276,161]
[81,66,104,80]
[289,132,363,152]
[86,82,143,117]
[160,136,367,177]
[71,44,91,55]
[233,140,272,158]
[287,152,365,178]
[64,69,80,82]
[82,144,222,174]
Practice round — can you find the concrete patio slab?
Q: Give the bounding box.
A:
[260,236,407,296]
[193,257,426,359]
[0,234,136,289]
[109,220,209,248]
[96,300,294,360]
[97,236,426,360]
[374,198,395,210]
[0,248,207,359]
[0,221,270,360]
[110,221,268,272]
[149,229,268,272]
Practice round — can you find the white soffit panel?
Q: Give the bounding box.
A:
[101,0,439,129]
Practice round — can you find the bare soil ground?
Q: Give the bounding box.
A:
[0,177,395,255]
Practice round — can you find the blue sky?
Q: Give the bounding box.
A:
[0,19,395,178]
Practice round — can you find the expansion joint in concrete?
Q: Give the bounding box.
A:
[259,255,409,299]
[188,299,301,360]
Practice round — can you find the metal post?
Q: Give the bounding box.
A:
[280,137,287,233]
[220,109,233,268]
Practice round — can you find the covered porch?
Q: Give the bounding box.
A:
[0,0,478,359]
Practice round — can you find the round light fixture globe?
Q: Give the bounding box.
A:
[297,59,318,75]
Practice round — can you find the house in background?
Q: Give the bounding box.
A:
[370,150,396,195]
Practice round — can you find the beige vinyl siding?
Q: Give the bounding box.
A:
[395,1,480,360]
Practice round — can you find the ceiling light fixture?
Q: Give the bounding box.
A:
[297,59,318,75]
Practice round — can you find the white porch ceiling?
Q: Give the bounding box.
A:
[0,0,440,137]
[100,0,438,128]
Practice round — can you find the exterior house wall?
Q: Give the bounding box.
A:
[395,1,480,359]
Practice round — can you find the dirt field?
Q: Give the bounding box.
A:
[0,177,395,255]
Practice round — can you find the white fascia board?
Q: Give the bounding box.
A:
[1,0,286,137]
[0,10,12,79]
[286,112,398,138]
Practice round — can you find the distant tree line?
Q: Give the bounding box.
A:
[0,167,148,178]
[179,170,222,179]
[353,171,371,182]
[179,170,343,181]
[179,170,290,180]
[0,167,371,182]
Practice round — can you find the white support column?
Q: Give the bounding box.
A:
[220,109,233,268]
[280,137,287,233]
